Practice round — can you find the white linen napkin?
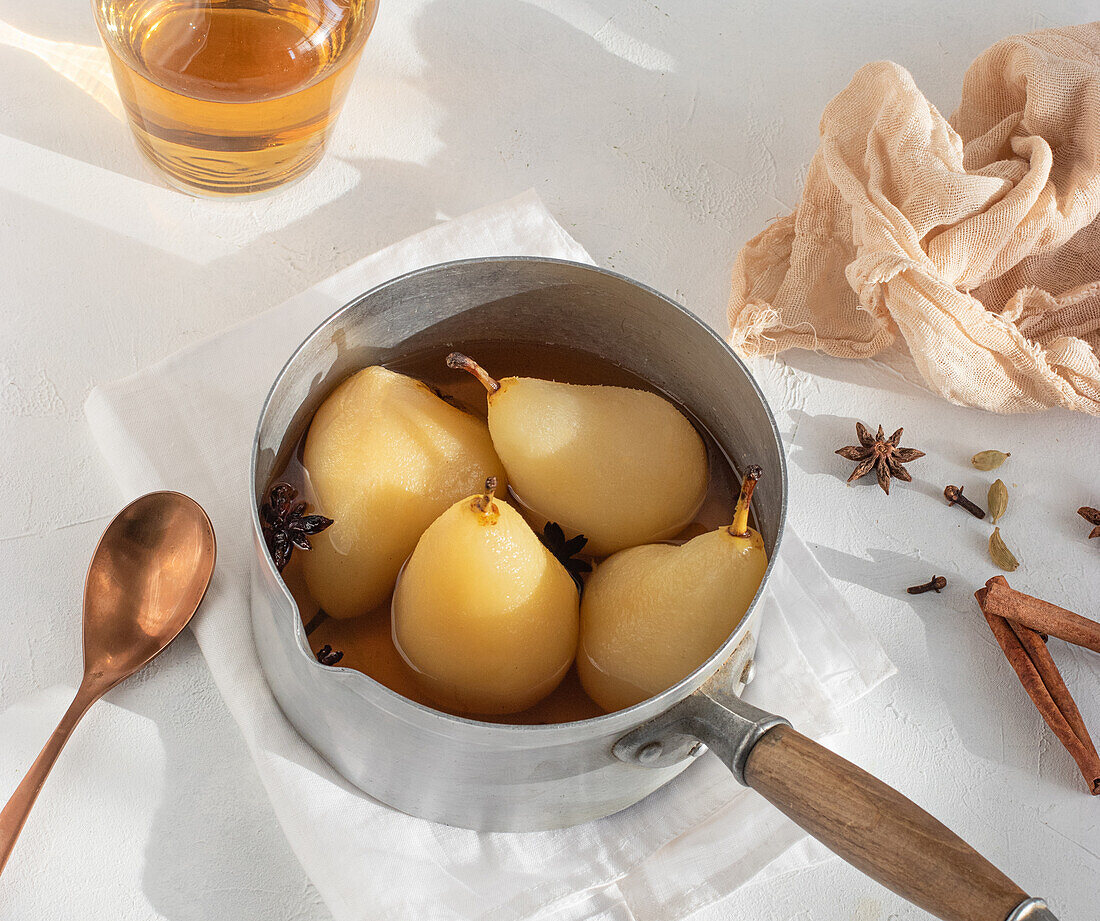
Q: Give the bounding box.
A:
[84,191,894,921]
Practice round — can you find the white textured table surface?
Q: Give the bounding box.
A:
[2,2,1098,919]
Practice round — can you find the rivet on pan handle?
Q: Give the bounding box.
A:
[613,656,1058,921]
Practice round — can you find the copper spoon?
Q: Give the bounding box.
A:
[0,491,216,876]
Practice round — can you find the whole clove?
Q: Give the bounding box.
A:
[907,575,947,594]
[944,484,986,519]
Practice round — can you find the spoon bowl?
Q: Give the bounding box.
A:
[0,491,216,877]
[82,492,216,689]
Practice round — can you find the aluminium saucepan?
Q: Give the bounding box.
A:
[249,257,1057,921]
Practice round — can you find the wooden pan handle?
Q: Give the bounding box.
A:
[744,725,1027,921]
[614,658,1055,920]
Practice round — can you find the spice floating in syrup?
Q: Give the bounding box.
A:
[261,483,334,572]
[316,644,344,666]
[538,522,592,595]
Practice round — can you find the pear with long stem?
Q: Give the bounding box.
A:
[577,466,768,712]
[446,352,709,557]
[392,477,580,716]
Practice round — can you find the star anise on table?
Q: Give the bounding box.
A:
[261,482,334,571]
[539,522,592,595]
[1079,506,1100,540]
[835,422,925,495]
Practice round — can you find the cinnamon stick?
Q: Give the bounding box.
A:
[976,587,1100,795]
[1006,619,1099,772]
[982,576,1100,655]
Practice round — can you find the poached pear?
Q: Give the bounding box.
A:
[302,366,506,619]
[447,352,708,556]
[577,466,768,712]
[392,478,580,715]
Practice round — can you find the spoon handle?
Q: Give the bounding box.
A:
[0,681,101,876]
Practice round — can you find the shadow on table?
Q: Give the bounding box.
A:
[786,408,960,508]
[3,0,1088,335]
[781,346,935,403]
[2,0,773,411]
[807,541,1066,772]
[0,14,148,184]
[0,0,794,323]
[115,632,332,921]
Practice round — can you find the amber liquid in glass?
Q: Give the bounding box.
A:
[95,0,377,195]
[271,342,747,724]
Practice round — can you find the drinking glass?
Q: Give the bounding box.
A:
[93,0,378,195]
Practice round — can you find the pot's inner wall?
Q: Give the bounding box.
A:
[256,260,784,555]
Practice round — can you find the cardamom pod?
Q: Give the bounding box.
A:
[989,527,1019,572]
[971,450,1010,471]
[988,478,1008,525]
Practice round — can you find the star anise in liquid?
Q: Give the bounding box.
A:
[316,644,344,667]
[835,422,924,495]
[538,521,592,595]
[261,482,334,571]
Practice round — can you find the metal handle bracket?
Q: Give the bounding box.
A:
[613,641,788,784]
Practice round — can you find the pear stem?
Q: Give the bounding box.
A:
[729,465,763,537]
[473,476,498,513]
[446,352,500,394]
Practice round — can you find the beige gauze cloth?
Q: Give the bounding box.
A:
[728,23,1100,414]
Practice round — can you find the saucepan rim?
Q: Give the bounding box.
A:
[249,256,788,739]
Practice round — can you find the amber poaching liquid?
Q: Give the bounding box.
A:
[94,0,378,195]
[271,341,749,725]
